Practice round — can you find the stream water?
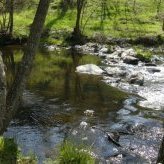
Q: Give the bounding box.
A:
[0,45,163,163]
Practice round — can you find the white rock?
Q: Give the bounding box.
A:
[47,45,57,51]
[80,121,88,129]
[82,137,88,141]
[72,130,78,135]
[121,48,137,58]
[105,67,126,77]
[76,64,104,75]
[99,47,108,53]
[84,110,94,116]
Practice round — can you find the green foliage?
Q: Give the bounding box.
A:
[0,137,17,164]
[135,47,152,62]
[5,0,163,43]
[56,141,95,164]
[0,137,37,164]
[17,154,37,164]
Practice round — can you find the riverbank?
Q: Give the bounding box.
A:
[1,0,164,46]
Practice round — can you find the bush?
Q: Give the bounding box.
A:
[135,48,152,62]
[56,141,95,164]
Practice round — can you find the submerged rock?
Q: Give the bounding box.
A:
[68,125,120,159]
[76,64,104,75]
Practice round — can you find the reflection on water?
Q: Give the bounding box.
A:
[0,46,163,163]
[1,46,127,161]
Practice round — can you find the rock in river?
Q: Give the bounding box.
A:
[76,64,104,75]
[121,48,137,58]
[105,67,126,77]
[147,67,161,73]
[120,48,139,65]
[123,56,139,65]
[128,72,144,86]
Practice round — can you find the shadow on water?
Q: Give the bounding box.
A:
[0,45,163,163]
[0,45,127,161]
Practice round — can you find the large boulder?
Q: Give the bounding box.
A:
[76,64,104,75]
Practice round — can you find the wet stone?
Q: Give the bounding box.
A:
[105,67,127,77]
[147,67,161,73]
[123,56,139,65]
[145,63,157,66]
[123,105,138,112]
[128,72,144,86]
[117,109,131,115]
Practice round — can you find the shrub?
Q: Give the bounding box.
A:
[56,141,95,164]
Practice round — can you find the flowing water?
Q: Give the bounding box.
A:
[0,45,163,163]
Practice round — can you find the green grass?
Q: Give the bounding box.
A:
[0,137,95,164]
[55,141,95,164]
[0,137,18,163]
[0,137,37,164]
[135,47,152,62]
[2,0,162,44]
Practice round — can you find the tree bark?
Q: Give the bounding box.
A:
[157,136,164,164]
[73,0,85,38]
[0,0,50,134]
[0,53,6,132]
[9,0,14,36]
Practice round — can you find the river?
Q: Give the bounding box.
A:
[0,45,163,163]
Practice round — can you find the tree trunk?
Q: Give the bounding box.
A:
[0,0,50,134]
[157,136,164,164]
[73,0,85,39]
[0,53,6,132]
[9,0,14,36]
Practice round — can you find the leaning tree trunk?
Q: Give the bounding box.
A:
[0,0,50,134]
[0,53,6,132]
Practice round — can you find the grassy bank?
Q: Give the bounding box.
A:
[8,0,164,45]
